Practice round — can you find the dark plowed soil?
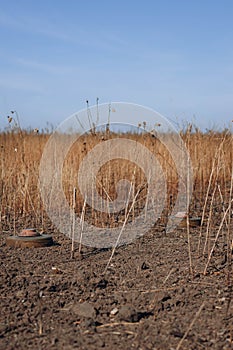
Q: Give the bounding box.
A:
[1,218,233,350]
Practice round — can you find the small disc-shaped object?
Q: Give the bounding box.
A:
[6,233,53,248]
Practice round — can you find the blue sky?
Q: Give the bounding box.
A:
[0,0,233,130]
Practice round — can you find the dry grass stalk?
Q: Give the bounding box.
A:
[198,136,227,255]
[203,199,233,275]
[79,195,87,254]
[38,290,43,336]
[71,187,76,259]
[176,302,205,350]
[226,161,233,285]
[104,186,142,273]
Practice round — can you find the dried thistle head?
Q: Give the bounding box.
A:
[150,129,156,138]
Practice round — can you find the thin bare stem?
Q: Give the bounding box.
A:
[227,161,233,285]
[198,137,226,254]
[96,97,99,125]
[218,184,229,229]
[176,302,205,350]
[202,182,217,256]
[203,200,233,275]
[79,195,86,254]
[186,159,193,275]
[71,187,76,259]
[104,187,141,273]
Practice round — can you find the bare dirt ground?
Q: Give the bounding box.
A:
[1,208,233,350]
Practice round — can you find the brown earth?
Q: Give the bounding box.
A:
[1,212,233,350]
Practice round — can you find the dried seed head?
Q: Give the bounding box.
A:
[7,116,12,123]
[150,129,156,137]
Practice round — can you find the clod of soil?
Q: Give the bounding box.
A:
[117,305,140,322]
[68,302,97,319]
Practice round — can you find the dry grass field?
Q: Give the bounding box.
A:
[0,127,232,226]
[0,126,233,349]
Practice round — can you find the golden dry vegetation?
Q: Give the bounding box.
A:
[0,128,232,230]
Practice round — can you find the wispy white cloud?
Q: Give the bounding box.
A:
[35,25,128,52]
[15,58,75,75]
[0,9,128,53]
[0,75,43,93]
